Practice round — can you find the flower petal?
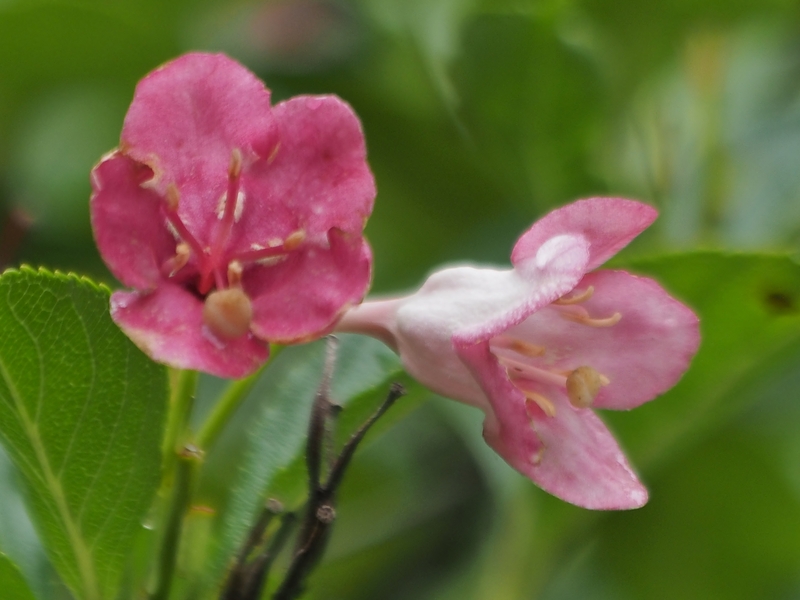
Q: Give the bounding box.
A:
[111,285,269,378]
[505,269,700,410]
[247,228,372,343]
[511,198,657,271]
[231,95,376,254]
[121,53,279,242]
[90,151,176,290]
[457,340,648,510]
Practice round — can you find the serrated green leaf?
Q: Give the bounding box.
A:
[0,552,36,600]
[0,267,168,600]
[203,334,416,596]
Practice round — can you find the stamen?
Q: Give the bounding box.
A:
[203,288,253,339]
[162,242,191,277]
[565,365,608,408]
[267,142,281,164]
[162,184,205,261]
[229,147,243,179]
[500,357,568,388]
[559,310,621,328]
[232,230,307,265]
[553,285,594,305]
[491,335,546,358]
[227,260,244,288]
[525,392,557,418]
[284,229,306,251]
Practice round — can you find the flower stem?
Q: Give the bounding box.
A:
[162,369,199,474]
[151,369,199,600]
[195,345,283,452]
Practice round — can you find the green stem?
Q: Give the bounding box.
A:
[195,345,283,452]
[151,369,199,600]
[162,370,200,474]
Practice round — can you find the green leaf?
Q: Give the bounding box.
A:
[203,334,420,595]
[0,552,36,600]
[605,252,800,468]
[0,267,168,600]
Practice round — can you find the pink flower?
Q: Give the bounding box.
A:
[337,198,700,509]
[91,53,375,378]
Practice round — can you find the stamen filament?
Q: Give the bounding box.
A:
[163,185,206,262]
[524,392,557,418]
[232,230,306,265]
[162,242,191,277]
[211,149,244,264]
[553,285,594,305]
[559,311,622,327]
[491,335,546,358]
[500,357,568,388]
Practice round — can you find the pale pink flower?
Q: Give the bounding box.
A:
[91,53,374,378]
[337,198,700,509]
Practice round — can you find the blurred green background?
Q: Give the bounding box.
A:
[1,0,800,599]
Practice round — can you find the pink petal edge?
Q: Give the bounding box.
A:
[511,198,657,271]
[111,286,269,378]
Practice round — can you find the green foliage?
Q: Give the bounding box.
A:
[0,267,168,600]
[0,552,36,600]
[204,334,425,596]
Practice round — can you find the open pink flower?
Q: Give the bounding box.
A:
[91,53,375,378]
[337,198,700,509]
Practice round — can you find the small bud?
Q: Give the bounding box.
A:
[316,504,336,524]
[203,288,253,339]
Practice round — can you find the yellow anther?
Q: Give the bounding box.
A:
[531,446,546,466]
[560,311,622,328]
[267,142,281,164]
[166,243,191,276]
[553,285,595,305]
[284,230,306,251]
[227,260,244,288]
[525,391,557,418]
[165,183,180,211]
[565,365,608,408]
[229,148,243,178]
[203,288,253,339]
[506,338,546,358]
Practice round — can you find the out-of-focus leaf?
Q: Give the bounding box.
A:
[203,334,418,595]
[0,445,54,600]
[0,267,168,600]
[0,552,36,600]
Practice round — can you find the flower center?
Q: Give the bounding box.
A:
[489,286,618,417]
[156,148,304,339]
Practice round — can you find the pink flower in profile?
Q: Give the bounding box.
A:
[91,53,375,378]
[337,198,700,509]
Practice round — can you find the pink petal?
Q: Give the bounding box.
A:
[504,269,700,410]
[111,285,269,378]
[457,341,648,510]
[121,53,279,243]
[247,228,372,343]
[231,95,376,255]
[90,152,176,291]
[453,233,591,344]
[511,198,657,271]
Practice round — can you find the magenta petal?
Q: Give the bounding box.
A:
[457,341,647,510]
[505,269,700,410]
[247,229,372,343]
[121,53,278,241]
[511,198,657,271]
[233,95,376,253]
[90,152,176,290]
[111,286,269,378]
